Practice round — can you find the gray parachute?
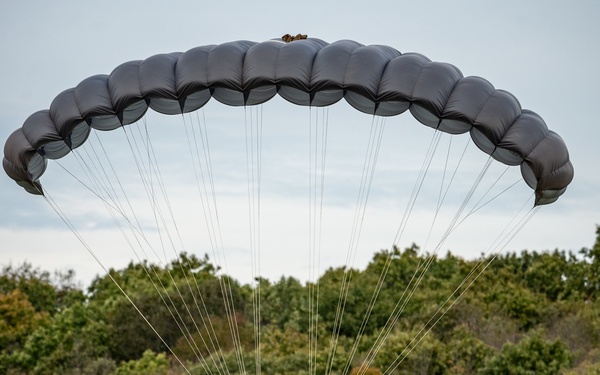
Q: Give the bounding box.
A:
[3,37,573,205]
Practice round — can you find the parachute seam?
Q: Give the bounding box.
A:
[373,56,397,115]
[467,89,501,152]
[438,77,482,124]
[431,64,462,118]
[307,40,328,102]
[521,131,552,163]
[467,86,495,126]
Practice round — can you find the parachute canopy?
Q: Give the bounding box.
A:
[3,37,573,205]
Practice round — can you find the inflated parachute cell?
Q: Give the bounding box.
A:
[3,37,573,205]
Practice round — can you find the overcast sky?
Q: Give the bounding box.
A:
[1,1,599,287]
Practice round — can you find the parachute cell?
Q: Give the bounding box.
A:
[3,37,573,205]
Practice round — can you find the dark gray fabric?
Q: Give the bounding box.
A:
[49,89,83,139]
[3,129,44,193]
[22,110,63,150]
[3,38,574,205]
[109,60,146,122]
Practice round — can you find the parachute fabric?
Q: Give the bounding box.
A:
[3,37,573,204]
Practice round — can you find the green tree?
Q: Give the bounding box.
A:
[483,333,572,375]
[259,276,305,330]
[445,325,494,374]
[369,327,448,375]
[580,226,600,300]
[0,263,57,313]
[0,289,50,372]
[16,302,112,374]
[115,349,168,375]
[1,263,84,314]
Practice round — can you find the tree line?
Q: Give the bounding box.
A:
[1,227,600,374]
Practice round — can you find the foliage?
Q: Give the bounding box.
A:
[1,228,600,373]
[0,289,50,373]
[14,302,112,374]
[483,333,572,374]
[0,262,83,314]
[115,350,168,375]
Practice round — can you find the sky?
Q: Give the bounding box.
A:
[1,1,599,289]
